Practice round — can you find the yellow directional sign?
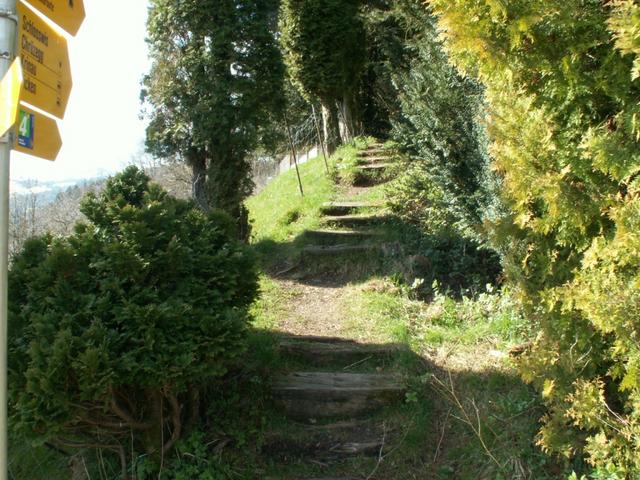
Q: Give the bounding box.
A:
[21,0,85,37]
[17,1,72,119]
[0,60,23,137]
[13,106,62,161]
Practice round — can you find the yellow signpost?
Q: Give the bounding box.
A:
[21,0,85,37]
[0,60,22,137]
[17,0,72,119]
[13,105,62,161]
[2,2,84,478]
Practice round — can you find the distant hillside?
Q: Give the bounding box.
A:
[8,149,313,257]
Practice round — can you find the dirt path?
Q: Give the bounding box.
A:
[262,142,415,480]
[274,279,352,339]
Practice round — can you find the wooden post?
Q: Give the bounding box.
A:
[312,104,330,174]
[284,112,304,197]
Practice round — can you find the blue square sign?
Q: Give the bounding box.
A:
[17,110,35,150]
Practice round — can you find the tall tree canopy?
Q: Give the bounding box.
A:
[279,0,366,153]
[143,0,285,232]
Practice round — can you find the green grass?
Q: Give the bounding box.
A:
[246,154,337,244]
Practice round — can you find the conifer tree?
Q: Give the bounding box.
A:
[279,0,366,153]
[144,0,284,234]
[8,167,258,473]
[372,0,501,243]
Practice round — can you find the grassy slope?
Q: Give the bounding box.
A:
[247,141,565,479]
[247,154,336,245]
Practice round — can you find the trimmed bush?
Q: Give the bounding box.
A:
[8,167,258,472]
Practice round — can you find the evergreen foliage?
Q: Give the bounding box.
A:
[8,167,258,472]
[428,0,640,474]
[143,0,285,234]
[279,0,366,152]
[363,0,503,246]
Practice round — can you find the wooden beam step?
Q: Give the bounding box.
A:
[357,163,394,171]
[302,244,381,256]
[359,148,388,156]
[280,339,401,366]
[264,419,390,461]
[304,229,380,243]
[320,201,382,216]
[357,155,393,163]
[273,372,405,419]
[323,214,391,227]
[280,335,360,344]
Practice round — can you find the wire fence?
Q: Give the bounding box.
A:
[251,107,326,195]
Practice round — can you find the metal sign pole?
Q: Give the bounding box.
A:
[0,1,16,478]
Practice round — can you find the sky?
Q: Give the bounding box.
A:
[11,0,151,184]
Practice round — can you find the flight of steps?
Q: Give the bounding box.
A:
[302,200,389,259]
[267,142,406,479]
[268,337,406,476]
[353,143,397,186]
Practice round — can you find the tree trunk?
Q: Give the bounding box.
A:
[143,390,164,458]
[189,153,209,212]
[342,91,360,142]
[321,99,341,156]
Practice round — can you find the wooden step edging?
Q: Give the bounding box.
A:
[359,148,389,155]
[357,155,393,163]
[322,214,391,227]
[279,339,402,366]
[356,163,394,171]
[320,201,383,216]
[304,229,381,241]
[264,419,390,460]
[273,372,405,419]
[302,244,381,256]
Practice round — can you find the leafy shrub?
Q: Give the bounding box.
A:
[8,167,258,474]
[386,161,458,236]
[428,0,640,475]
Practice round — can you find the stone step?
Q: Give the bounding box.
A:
[303,229,380,243]
[320,201,382,216]
[273,372,405,419]
[302,244,381,257]
[323,214,391,228]
[279,338,401,367]
[264,420,389,460]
